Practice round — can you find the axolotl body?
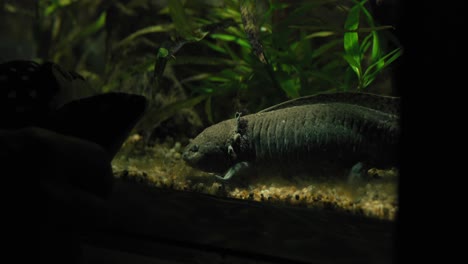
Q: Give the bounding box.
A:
[182,92,399,181]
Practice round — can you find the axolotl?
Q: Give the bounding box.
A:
[182,92,399,181]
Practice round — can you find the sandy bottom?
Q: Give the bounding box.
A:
[112,136,398,221]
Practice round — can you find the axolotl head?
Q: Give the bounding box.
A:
[183,119,237,174]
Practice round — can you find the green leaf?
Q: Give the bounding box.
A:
[210,34,251,48]
[200,40,228,54]
[205,96,214,124]
[366,48,402,75]
[158,48,169,58]
[343,34,359,58]
[357,1,381,66]
[343,54,361,77]
[44,0,76,16]
[281,78,301,98]
[207,77,231,83]
[305,31,335,39]
[113,24,174,50]
[222,42,242,61]
[343,3,361,54]
[370,32,382,67]
[363,48,402,86]
[360,33,373,54]
[153,46,171,82]
[343,2,363,79]
[80,11,106,37]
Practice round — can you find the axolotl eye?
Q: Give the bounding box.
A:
[189,144,199,152]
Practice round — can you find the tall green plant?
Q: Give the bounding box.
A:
[25,0,402,136]
[343,0,401,90]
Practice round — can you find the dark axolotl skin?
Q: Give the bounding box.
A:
[182,92,399,181]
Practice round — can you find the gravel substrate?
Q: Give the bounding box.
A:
[112,136,398,221]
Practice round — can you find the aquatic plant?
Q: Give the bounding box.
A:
[342,0,401,90]
[3,0,401,138]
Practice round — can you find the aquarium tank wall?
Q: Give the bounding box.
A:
[1,0,401,263]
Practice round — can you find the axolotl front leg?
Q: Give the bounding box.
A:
[214,161,252,181]
[213,112,254,181]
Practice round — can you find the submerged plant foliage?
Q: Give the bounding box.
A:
[3,0,401,139]
[342,0,401,90]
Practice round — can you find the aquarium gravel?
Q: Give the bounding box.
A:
[113,136,398,221]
